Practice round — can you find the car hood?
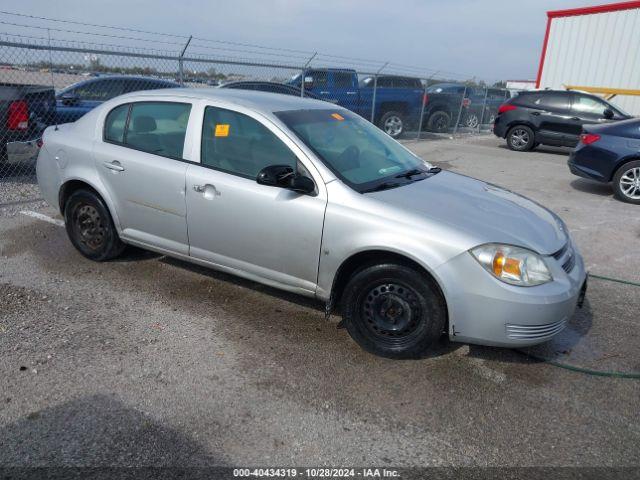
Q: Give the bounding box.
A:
[367,171,567,255]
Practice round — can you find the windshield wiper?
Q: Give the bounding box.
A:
[362,182,403,193]
[394,166,441,179]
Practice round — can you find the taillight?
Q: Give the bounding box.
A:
[462,98,471,108]
[7,100,29,130]
[423,93,429,106]
[580,133,600,145]
[498,103,517,114]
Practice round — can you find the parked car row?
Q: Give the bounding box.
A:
[1,70,511,170]
[493,89,639,204]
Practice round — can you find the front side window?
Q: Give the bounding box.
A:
[123,102,191,158]
[276,109,428,192]
[201,106,297,179]
[572,95,609,116]
[104,103,129,143]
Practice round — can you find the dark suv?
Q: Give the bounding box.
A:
[493,90,631,151]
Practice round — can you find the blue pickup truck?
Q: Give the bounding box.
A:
[289,69,423,138]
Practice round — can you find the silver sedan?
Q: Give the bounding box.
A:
[36,88,587,358]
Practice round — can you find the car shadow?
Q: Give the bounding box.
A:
[569,178,613,197]
[0,394,224,469]
[158,255,461,360]
[496,144,572,156]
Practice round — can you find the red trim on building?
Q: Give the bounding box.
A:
[535,1,640,87]
[548,0,640,18]
[535,16,552,88]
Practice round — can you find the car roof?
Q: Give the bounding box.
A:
[116,87,334,113]
[59,75,178,93]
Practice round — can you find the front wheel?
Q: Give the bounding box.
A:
[64,189,125,261]
[613,160,640,205]
[506,125,535,151]
[378,111,405,139]
[341,263,447,359]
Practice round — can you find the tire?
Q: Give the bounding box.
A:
[506,125,535,151]
[464,112,480,129]
[426,111,451,133]
[341,263,447,359]
[64,189,125,261]
[612,160,640,205]
[378,111,405,139]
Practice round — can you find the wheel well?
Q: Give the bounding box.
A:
[610,157,640,181]
[58,180,99,214]
[378,102,409,119]
[330,250,448,324]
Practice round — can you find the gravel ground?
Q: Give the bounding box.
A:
[1,135,639,469]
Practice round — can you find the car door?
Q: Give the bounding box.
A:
[332,71,359,113]
[93,100,193,254]
[526,92,574,146]
[569,93,617,143]
[185,103,327,294]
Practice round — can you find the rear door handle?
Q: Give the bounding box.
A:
[103,160,124,172]
[531,111,541,116]
[570,117,581,121]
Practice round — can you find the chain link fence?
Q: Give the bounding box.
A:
[0,21,509,207]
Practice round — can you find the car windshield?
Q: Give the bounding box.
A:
[606,99,631,117]
[275,109,432,192]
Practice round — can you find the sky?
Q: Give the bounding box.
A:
[4,0,613,83]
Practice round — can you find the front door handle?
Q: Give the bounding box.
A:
[570,117,581,121]
[193,184,220,199]
[103,160,124,172]
[531,111,541,116]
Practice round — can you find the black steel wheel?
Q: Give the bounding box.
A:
[342,263,446,358]
[64,189,125,261]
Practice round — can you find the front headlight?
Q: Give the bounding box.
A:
[470,244,552,286]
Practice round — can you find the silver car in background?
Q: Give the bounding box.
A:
[36,89,587,358]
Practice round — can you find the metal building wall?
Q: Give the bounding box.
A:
[538,5,640,115]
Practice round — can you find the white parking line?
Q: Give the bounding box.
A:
[20,210,65,227]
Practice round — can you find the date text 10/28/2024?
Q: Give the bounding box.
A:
[233,468,400,478]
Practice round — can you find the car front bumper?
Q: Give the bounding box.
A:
[434,242,587,348]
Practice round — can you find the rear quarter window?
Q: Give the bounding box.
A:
[104,103,130,143]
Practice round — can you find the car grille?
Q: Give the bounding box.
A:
[552,241,575,274]
[506,318,567,340]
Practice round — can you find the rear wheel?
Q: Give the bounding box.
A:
[341,263,446,359]
[379,111,405,139]
[613,160,640,205]
[426,111,451,133]
[64,189,125,261]
[506,125,535,151]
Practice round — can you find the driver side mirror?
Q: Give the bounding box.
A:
[256,164,315,195]
[603,108,614,120]
[59,92,79,106]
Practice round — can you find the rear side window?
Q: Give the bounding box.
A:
[74,79,125,101]
[104,103,129,143]
[334,72,355,88]
[125,102,191,159]
[519,92,569,111]
[201,106,297,179]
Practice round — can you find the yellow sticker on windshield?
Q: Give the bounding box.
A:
[331,113,344,121]
[215,124,230,137]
